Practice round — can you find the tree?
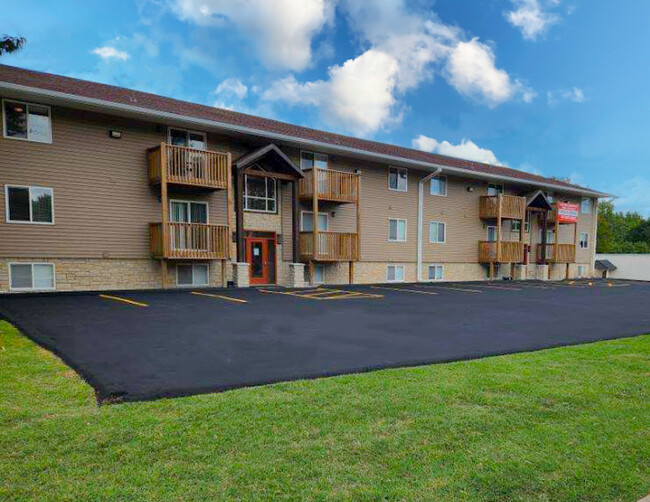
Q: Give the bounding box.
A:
[597,200,650,253]
[0,35,26,56]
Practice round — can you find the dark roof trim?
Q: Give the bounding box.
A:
[526,190,554,211]
[0,65,612,198]
[234,143,304,178]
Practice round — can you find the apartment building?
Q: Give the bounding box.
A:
[0,65,608,292]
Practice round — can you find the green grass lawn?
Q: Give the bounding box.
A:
[1,321,649,501]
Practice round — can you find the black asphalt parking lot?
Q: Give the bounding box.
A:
[1,279,649,403]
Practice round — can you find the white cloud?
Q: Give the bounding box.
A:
[547,87,585,106]
[91,46,130,61]
[213,78,248,109]
[412,135,501,165]
[445,38,535,107]
[170,0,333,71]
[263,1,532,136]
[505,0,561,41]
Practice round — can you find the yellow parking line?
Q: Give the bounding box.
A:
[418,285,482,293]
[99,294,148,307]
[191,291,248,304]
[301,289,346,297]
[371,286,439,295]
[319,292,384,300]
[478,284,522,291]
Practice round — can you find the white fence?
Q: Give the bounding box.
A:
[595,254,650,281]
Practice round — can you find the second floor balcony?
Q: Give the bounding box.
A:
[479,194,526,220]
[537,243,576,264]
[150,222,230,260]
[148,143,229,190]
[298,168,360,203]
[478,241,524,264]
[299,231,360,262]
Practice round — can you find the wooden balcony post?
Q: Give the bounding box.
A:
[160,142,169,288]
[496,193,502,263]
[356,173,362,261]
[292,181,300,263]
[312,167,319,261]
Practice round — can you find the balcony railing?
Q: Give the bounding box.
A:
[148,143,229,189]
[479,241,524,263]
[298,168,360,203]
[150,222,229,260]
[299,231,360,261]
[537,244,576,264]
[479,195,526,220]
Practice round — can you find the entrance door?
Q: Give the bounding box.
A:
[246,238,271,285]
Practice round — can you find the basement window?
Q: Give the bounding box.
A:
[177,264,209,287]
[9,263,55,291]
[428,265,444,281]
[387,265,405,282]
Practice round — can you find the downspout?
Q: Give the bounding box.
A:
[417,168,442,282]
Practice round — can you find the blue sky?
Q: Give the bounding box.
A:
[2,0,649,214]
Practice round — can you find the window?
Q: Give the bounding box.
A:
[487,183,504,196]
[177,264,209,286]
[486,263,501,279]
[525,220,531,233]
[5,185,54,224]
[388,167,408,192]
[486,226,497,242]
[577,265,587,278]
[511,220,521,232]
[312,264,325,284]
[539,229,555,243]
[546,192,555,203]
[301,211,328,231]
[3,100,52,143]
[387,265,405,282]
[430,176,447,196]
[428,265,444,281]
[429,221,446,243]
[168,128,206,150]
[9,263,55,291]
[388,218,407,242]
[244,175,276,213]
[169,200,208,223]
[579,232,589,249]
[580,197,592,214]
[300,151,328,170]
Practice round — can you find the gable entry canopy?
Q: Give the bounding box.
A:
[234,144,304,264]
[525,190,554,212]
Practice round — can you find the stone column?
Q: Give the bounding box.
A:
[232,262,250,288]
[513,264,527,281]
[535,264,549,281]
[288,263,306,288]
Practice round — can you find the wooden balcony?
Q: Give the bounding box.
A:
[148,143,229,189]
[537,244,576,264]
[479,195,526,220]
[479,241,524,263]
[298,168,360,203]
[299,232,360,262]
[150,222,229,260]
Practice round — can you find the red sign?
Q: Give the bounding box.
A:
[555,202,579,223]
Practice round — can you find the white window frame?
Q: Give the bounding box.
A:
[429,175,447,196]
[8,262,56,291]
[487,183,504,196]
[168,199,209,224]
[429,221,446,244]
[579,232,589,249]
[388,218,407,242]
[167,127,207,150]
[243,175,277,214]
[511,220,521,233]
[486,225,498,242]
[580,197,592,214]
[4,185,55,225]
[300,210,329,232]
[176,263,210,287]
[2,99,53,144]
[386,264,405,283]
[388,167,408,192]
[577,265,587,278]
[300,150,328,170]
[428,264,444,282]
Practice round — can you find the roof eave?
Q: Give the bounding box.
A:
[0,80,614,199]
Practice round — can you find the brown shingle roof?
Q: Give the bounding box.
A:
[0,64,606,196]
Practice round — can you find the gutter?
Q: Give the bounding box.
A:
[417,168,442,282]
[0,81,612,199]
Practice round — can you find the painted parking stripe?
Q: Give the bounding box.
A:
[318,291,384,300]
[371,286,439,295]
[99,294,149,307]
[416,284,482,293]
[474,284,523,291]
[191,291,248,304]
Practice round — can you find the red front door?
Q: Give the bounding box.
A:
[246,238,271,285]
